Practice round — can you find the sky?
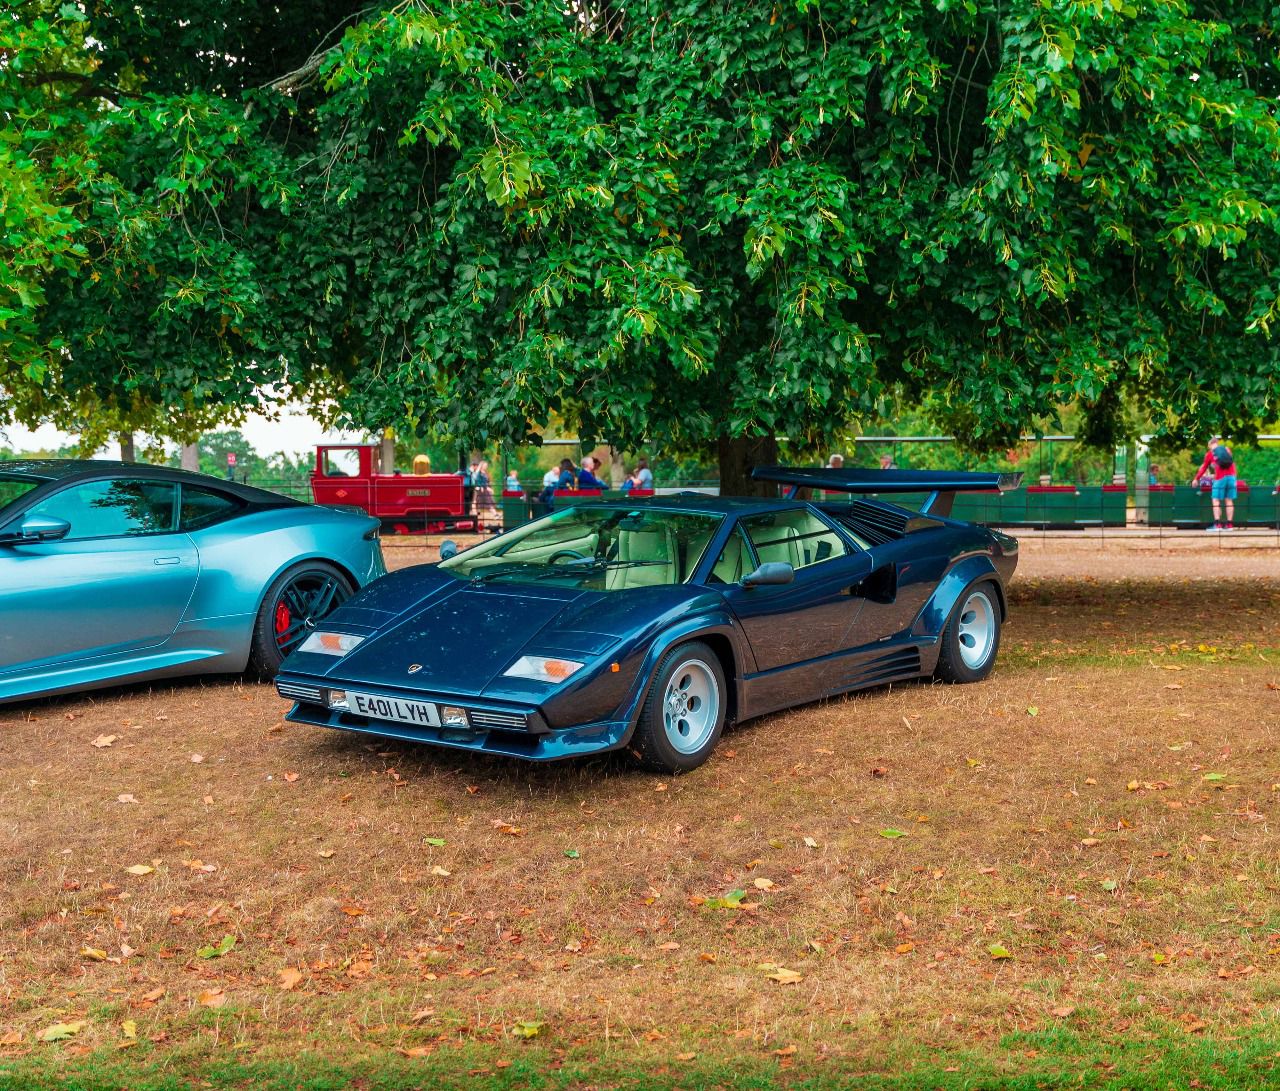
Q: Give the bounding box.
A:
[1,404,368,457]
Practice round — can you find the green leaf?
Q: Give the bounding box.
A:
[196,934,237,959]
[37,1021,85,1042]
[879,828,908,839]
[988,944,1012,960]
[1201,772,1226,782]
[422,837,447,847]
[511,1019,545,1039]
[563,849,580,859]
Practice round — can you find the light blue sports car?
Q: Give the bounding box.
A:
[0,460,386,703]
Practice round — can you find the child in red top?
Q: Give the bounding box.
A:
[1191,436,1237,531]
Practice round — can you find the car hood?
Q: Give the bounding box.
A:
[294,569,700,697]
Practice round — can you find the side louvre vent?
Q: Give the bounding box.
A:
[836,500,911,546]
[839,647,922,691]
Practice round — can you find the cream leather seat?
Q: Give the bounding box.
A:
[606,525,677,589]
[754,525,802,568]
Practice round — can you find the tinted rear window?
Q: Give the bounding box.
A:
[0,474,45,521]
[180,484,244,531]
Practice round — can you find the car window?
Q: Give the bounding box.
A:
[0,475,42,522]
[26,479,178,540]
[708,526,754,584]
[741,509,848,571]
[180,484,244,531]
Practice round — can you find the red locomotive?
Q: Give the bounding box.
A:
[310,444,479,534]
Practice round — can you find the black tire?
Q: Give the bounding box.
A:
[248,562,355,679]
[631,641,727,773]
[934,580,1002,684]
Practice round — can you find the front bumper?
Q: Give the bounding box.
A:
[276,674,633,761]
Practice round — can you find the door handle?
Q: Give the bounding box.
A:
[153,556,181,566]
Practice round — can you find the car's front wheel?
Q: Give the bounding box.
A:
[632,641,726,773]
[934,581,1002,683]
[248,562,354,678]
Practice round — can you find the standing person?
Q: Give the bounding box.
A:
[1192,436,1238,531]
[635,456,653,490]
[473,459,495,527]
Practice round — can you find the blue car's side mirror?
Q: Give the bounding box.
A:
[741,561,794,587]
[15,515,72,542]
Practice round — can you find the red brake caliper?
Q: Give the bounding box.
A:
[274,600,291,645]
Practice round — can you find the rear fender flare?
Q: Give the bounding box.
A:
[912,556,1004,642]
[615,615,748,747]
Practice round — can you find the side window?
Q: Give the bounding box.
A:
[28,479,178,540]
[709,527,753,584]
[323,449,362,477]
[180,485,243,531]
[742,509,848,571]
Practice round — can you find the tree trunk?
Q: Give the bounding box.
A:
[608,446,625,488]
[118,432,136,462]
[380,427,396,475]
[180,442,200,471]
[717,434,779,498]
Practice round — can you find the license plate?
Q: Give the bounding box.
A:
[348,691,440,727]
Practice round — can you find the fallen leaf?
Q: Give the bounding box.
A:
[1050,1006,1076,1018]
[430,865,451,877]
[91,734,117,748]
[1,1031,23,1046]
[409,1007,436,1023]
[773,1044,798,1056]
[340,905,365,917]
[182,859,217,873]
[675,1051,697,1061]
[190,754,205,764]
[139,986,165,1003]
[870,766,889,778]
[879,828,908,839]
[124,864,155,876]
[422,837,447,847]
[283,771,299,783]
[1026,706,1039,717]
[197,988,226,1008]
[511,1019,545,1039]
[563,849,580,859]
[121,1020,137,1040]
[657,941,681,951]
[698,952,716,963]
[765,966,803,985]
[803,836,818,848]
[37,1021,85,1042]
[988,944,1012,960]
[895,942,915,954]
[195,934,237,959]
[278,967,303,991]
[116,793,138,804]
[1101,879,1118,892]
[396,1045,433,1058]
[1080,838,1101,847]
[753,877,775,891]
[80,947,109,962]
[316,849,335,859]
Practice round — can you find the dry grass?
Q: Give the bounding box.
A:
[2,558,1279,1080]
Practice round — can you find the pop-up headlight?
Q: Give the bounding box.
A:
[503,655,584,683]
[298,632,365,657]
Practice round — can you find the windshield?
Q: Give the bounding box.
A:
[0,474,43,522]
[440,505,724,591]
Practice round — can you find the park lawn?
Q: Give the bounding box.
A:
[2,576,1279,1088]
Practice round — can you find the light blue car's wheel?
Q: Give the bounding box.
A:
[633,641,727,773]
[249,563,353,678]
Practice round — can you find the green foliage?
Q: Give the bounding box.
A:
[5,0,1280,486]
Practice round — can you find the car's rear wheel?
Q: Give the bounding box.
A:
[248,562,354,678]
[631,641,726,773]
[934,581,1001,683]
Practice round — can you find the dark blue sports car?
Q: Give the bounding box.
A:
[275,467,1020,773]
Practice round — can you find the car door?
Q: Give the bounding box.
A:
[0,477,200,674]
[717,509,871,673]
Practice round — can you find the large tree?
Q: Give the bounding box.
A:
[6,1,1280,489]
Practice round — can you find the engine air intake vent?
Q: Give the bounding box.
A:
[835,500,911,546]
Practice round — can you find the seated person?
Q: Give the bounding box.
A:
[576,455,608,490]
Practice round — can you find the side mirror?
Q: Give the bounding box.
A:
[741,561,794,587]
[439,539,459,561]
[3,514,72,543]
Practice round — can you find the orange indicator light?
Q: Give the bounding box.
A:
[610,662,620,673]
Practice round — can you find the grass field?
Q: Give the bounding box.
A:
[2,543,1279,1089]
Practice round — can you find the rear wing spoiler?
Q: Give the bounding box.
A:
[751,466,1023,517]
